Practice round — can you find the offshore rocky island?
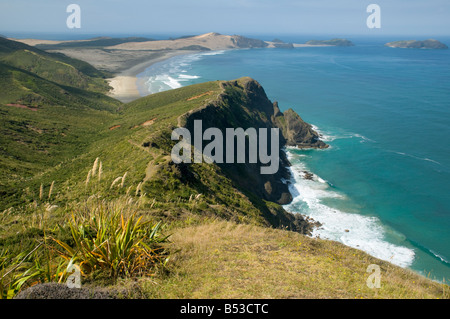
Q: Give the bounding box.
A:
[385,39,448,49]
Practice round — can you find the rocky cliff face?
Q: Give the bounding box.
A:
[178,77,327,231]
[272,103,328,149]
[230,35,268,48]
[266,39,294,49]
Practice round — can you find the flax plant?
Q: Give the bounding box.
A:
[52,202,169,280]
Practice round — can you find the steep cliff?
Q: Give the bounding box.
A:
[272,104,328,149]
[176,77,326,231]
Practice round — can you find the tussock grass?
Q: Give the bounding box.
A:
[0,240,70,299]
[0,194,169,298]
[52,200,169,280]
[141,220,449,299]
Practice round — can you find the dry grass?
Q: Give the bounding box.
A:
[141,220,449,299]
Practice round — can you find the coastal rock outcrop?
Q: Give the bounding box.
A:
[230,35,268,48]
[266,39,294,49]
[272,104,328,149]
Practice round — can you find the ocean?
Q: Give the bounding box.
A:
[136,36,450,282]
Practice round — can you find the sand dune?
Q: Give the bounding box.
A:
[107,33,238,51]
[44,33,263,102]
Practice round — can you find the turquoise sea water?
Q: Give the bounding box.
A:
[137,37,450,281]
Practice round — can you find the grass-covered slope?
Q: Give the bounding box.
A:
[34,37,155,50]
[0,39,122,208]
[0,95,119,207]
[0,37,112,92]
[145,220,448,299]
[0,63,118,109]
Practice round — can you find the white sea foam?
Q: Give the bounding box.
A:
[353,133,375,143]
[163,76,182,89]
[430,250,450,265]
[329,57,356,71]
[311,124,337,142]
[145,74,182,93]
[284,151,415,268]
[199,50,226,56]
[178,74,201,80]
[311,125,375,144]
[388,150,443,166]
[141,50,227,94]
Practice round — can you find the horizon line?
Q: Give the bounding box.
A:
[3,31,450,40]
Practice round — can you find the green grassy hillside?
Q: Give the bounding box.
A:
[0,37,111,92]
[34,36,154,50]
[0,63,118,109]
[0,38,122,209]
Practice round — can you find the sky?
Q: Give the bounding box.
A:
[1,0,449,38]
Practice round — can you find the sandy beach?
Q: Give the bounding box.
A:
[47,49,201,103]
[105,50,199,103]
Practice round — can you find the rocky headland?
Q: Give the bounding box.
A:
[178,77,327,231]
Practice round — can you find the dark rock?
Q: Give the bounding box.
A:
[273,108,328,149]
[143,141,158,148]
[271,42,294,49]
[264,181,273,195]
[179,77,327,234]
[273,102,281,117]
[230,35,268,48]
[277,192,293,205]
[179,45,211,51]
[303,171,314,180]
[14,283,117,299]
